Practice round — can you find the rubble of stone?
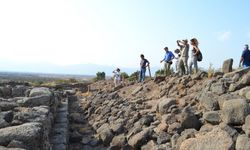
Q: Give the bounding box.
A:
[68,67,250,150]
[2,66,250,150]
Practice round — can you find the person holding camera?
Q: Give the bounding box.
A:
[177,39,189,75]
[160,47,175,76]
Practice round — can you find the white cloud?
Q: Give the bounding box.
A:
[217,31,231,42]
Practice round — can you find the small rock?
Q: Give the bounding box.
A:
[110,134,126,150]
[128,128,152,149]
[203,111,221,125]
[157,97,176,115]
[132,86,143,95]
[99,128,114,146]
[141,140,157,150]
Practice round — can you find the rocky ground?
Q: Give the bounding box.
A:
[2,63,250,150]
[68,67,250,150]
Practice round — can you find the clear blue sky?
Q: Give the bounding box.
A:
[0,0,250,73]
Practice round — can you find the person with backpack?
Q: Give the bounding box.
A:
[160,47,175,76]
[189,38,202,74]
[139,54,150,82]
[113,68,121,87]
[239,44,250,68]
[177,39,189,75]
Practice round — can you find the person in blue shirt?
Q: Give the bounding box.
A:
[240,44,250,68]
[160,47,175,76]
[139,54,150,82]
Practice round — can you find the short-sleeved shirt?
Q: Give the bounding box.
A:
[163,51,175,62]
[242,49,250,67]
[140,59,149,69]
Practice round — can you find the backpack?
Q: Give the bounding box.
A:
[197,51,203,62]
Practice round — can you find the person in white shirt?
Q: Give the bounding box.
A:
[113,68,121,87]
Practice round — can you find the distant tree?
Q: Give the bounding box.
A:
[95,72,106,81]
[128,71,139,81]
[121,72,129,79]
[69,78,77,83]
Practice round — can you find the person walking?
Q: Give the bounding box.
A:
[113,68,121,87]
[189,38,200,74]
[160,47,175,76]
[239,44,250,68]
[177,39,189,75]
[139,54,150,82]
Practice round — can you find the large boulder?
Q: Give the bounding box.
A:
[222,99,250,125]
[229,73,250,92]
[179,127,233,150]
[156,97,176,115]
[12,86,27,97]
[223,67,250,79]
[17,95,52,107]
[177,107,201,130]
[198,92,219,111]
[99,128,114,146]
[222,58,233,74]
[0,122,50,150]
[210,83,226,95]
[0,101,18,111]
[29,87,51,97]
[236,134,250,150]
[12,106,53,131]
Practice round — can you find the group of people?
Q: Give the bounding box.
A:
[112,38,250,86]
[139,38,202,82]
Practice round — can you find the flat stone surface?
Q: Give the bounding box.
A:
[52,143,67,150]
[57,106,68,113]
[55,117,68,123]
[50,135,67,144]
[51,128,68,135]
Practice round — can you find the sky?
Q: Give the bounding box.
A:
[0,0,250,74]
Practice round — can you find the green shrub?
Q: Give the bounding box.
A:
[121,72,129,79]
[94,72,106,81]
[155,69,165,76]
[128,71,139,82]
[207,63,215,78]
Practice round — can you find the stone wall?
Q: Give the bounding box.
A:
[0,85,60,150]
